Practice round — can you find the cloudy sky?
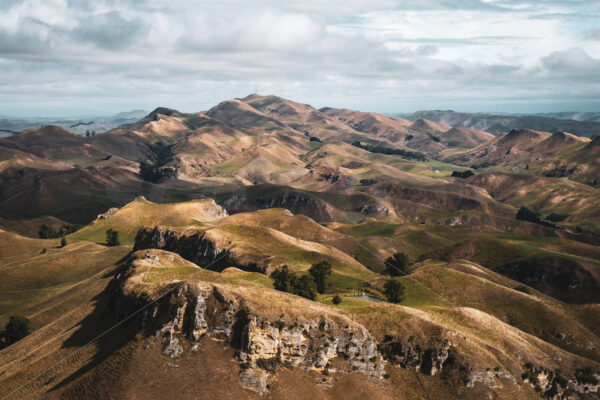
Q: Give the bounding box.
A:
[1,0,600,117]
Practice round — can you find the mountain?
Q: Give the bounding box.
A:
[400,110,600,138]
[0,109,148,136]
[532,111,600,122]
[444,129,600,187]
[1,94,599,400]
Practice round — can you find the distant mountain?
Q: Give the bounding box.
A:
[399,110,600,138]
[0,109,148,136]
[532,111,600,121]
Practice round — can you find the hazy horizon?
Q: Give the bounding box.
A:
[2,96,600,121]
[1,94,599,120]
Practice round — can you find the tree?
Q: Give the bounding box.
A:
[91,130,96,136]
[332,295,342,304]
[516,206,554,227]
[292,275,317,300]
[383,279,405,303]
[271,265,293,292]
[271,266,317,300]
[1,315,31,348]
[309,261,332,294]
[85,129,91,137]
[384,252,410,276]
[60,236,67,247]
[38,224,55,239]
[451,170,474,179]
[106,229,120,246]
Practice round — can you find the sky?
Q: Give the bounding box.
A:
[1,0,600,117]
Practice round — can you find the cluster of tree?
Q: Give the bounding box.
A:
[351,141,427,161]
[85,130,96,137]
[381,252,408,303]
[515,206,555,227]
[383,279,405,303]
[427,134,441,142]
[451,170,474,179]
[384,252,411,276]
[359,178,378,186]
[0,315,30,349]
[139,162,176,183]
[139,142,176,182]
[105,229,121,246]
[38,224,82,239]
[545,213,569,222]
[309,136,321,142]
[271,266,317,300]
[270,261,332,300]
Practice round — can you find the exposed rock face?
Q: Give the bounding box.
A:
[219,190,338,222]
[134,226,235,271]
[143,283,385,394]
[96,207,119,220]
[522,364,600,399]
[358,204,390,216]
[378,336,467,378]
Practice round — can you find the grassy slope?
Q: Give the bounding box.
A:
[0,241,128,327]
[69,197,224,246]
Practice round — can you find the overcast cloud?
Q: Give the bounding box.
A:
[1,0,599,116]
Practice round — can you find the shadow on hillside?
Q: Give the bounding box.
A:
[48,253,140,394]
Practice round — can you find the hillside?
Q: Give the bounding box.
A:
[1,95,599,399]
[444,129,600,187]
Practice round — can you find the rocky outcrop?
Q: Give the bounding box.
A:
[134,226,235,271]
[522,363,600,399]
[378,335,469,378]
[96,207,119,220]
[142,283,385,394]
[219,189,340,222]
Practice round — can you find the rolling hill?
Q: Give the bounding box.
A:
[1,94,599,399]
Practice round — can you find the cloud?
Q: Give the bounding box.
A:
[583,28,600,40]
[73,11,148,50]
[541,47,600,78]
[0,0,598,116]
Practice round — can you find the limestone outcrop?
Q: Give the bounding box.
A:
[141,283,385,393]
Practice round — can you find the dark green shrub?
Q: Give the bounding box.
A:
[545,213,569,222]
[383,279,405,303]
[271,266,317,300]
[384,252,410,276]
[293,275,317,300]
[514,285,531,294]
[271,265,293,292]
[106,229,121,246]
[332,295,342,305]
[1,315,31,348]
[451,170,474,179]
[516,206,554,227]
[309,261,332,294]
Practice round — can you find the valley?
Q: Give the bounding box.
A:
[0,94,599,400]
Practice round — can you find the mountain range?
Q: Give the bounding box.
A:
[400,110,600,138]
[0,94,599,400]
[0,110,148,137]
